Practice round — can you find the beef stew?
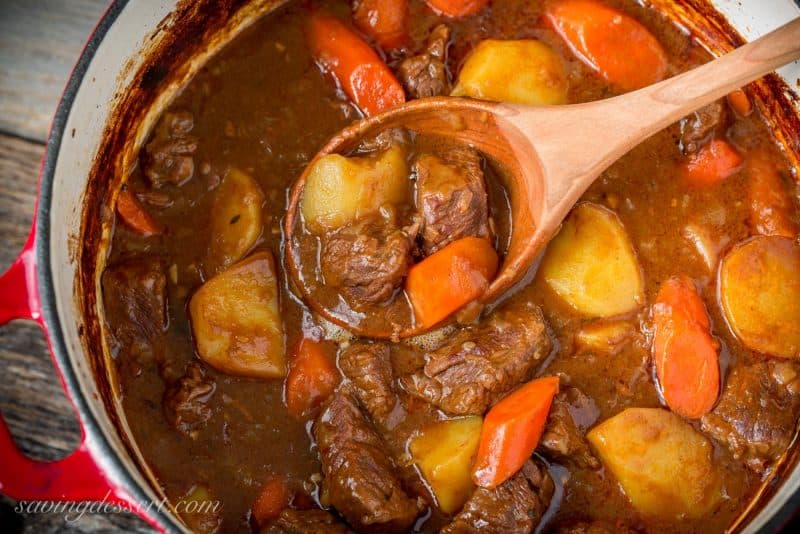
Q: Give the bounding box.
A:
[101,0,800,532]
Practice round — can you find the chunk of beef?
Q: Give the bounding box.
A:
[321,211,420,307]
[441,460,554,534]
[313,392,420,532]
[540,387,600,469]
[143,110,197,187]
[338,341,398,426]
[414,146,490,254]
[357,128,411,154]
[401,303,552,415]
[701,360,800,473]
[262,508,351,534]
[398,24,451,99]
[678,100,727,153]
[164,361,216,438]
[102,258,167,367]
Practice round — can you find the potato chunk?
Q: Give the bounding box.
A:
[539,203,644,317]
[206,168,265,274]
[181,485,222,533]
[190,252,285,378]
[301,145,409,233]
[719,236,800,358]
[451,40,568,105]
[587,408,721,519]
[409,416,482,514]
[575,320,635,355]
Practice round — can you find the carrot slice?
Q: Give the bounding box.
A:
[727,89,753,117]
[354,0,408,49]
[682,138,743,187]
[424,0,489,18]
[652,276,719,419]
[116,190,161,236]
[746,151,799,239]
[472,376,560,489]
[307,12,405,116]
[405,236,499,328]
[544,0,667,91]
[285,339,340,419]
[252,477,291,526]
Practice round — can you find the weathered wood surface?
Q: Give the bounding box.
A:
[0,0,151,531]
[0,0,109,143]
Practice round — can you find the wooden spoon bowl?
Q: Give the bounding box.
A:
[285,18,800,339]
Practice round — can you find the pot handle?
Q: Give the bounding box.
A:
[0,227,123,504]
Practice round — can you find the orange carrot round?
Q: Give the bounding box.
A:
[727,89,753,117]
[652,276,719,419]
[544,0,667,91]
[682,138,743,187]
[116,190,161,236]
[307,12,405,116]
[405,236,499,329]
[354,0,408,49]
[425,0,489,18]
[285,339,340,419]
[252,477,291,526]
[472,376,560,489]
[746,151,799,239]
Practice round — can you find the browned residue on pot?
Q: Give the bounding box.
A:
[76,0,286,519]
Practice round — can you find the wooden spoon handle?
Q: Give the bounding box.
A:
[507,17,800,217]
[616,16,800,139]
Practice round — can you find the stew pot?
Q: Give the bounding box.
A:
[0,0,799,532]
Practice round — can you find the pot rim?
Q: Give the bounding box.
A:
[34,0,181,530]
[32,1,800,532]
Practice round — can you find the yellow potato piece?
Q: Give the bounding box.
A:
[301,145,409,233]
[451,40,568,105]
[719,236,800,358]
[539,202,644,317]
[181,485,221,533]
[206,168,265,275]
[190,252,285,378]
[575,320,635,355]
[409,416,482,514]
[587,408,721,519]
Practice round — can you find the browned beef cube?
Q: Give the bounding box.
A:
[401,303,551,415]
[398,24,451,99]
[414,146,489,255]
[678,100,727,154]
[357,128,410,153]
[321,211,420,307]
[143,110,197,187]
[540,386,600,469]
[441,460,554,533]
[101,257,167,366]
[313,392,420,532]
[262,508,352,534]
[338,341,398,426]
[701,360,800,473]
[163,361,216,438]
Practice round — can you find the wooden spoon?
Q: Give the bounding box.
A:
[286,18,800,339]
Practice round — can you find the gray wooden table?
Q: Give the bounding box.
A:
[0,1,151,531]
